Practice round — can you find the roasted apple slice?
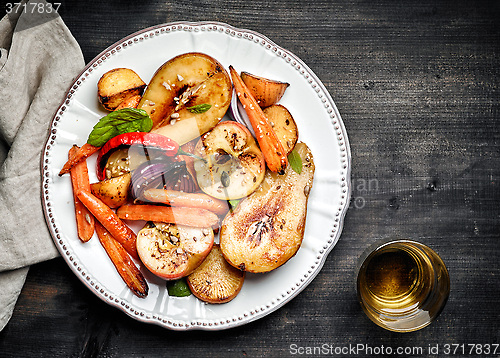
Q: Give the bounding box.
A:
[240,71,289,108]
[187,244,245,303]
[136,222,214,280]
[98,68,146,111]
[263,104,298,156]
[193,121,266,200]
[137,52,232,145]
[220,142,315,273]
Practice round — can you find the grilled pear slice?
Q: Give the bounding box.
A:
[220,142,315,273]
[138,52,232,145]
[187,244,245,303]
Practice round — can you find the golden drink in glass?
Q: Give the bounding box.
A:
[356,240,450,332]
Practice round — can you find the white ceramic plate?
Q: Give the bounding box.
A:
[41,21,351,331]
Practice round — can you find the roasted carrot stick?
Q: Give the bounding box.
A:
[59,143,101,176]
[95,222,148,298]
[116,204,219,228]
[115,94,142,110]
[69,146,95,242]
[143,189,229,215]
[76,190,139,260]
[229,66,288,174]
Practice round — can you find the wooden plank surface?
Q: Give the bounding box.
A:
[1,0,499,356]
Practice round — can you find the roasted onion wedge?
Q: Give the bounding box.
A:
[187,244,245,303]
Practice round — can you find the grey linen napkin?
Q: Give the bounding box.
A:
[0,1,84,331]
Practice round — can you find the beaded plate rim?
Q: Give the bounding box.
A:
[41,21,351,331]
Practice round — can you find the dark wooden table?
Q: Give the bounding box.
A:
[1,1,499,357]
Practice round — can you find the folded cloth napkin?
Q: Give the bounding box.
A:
[0,0,84,331]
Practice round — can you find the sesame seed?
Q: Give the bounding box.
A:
[171,113,180,119]
[162,82,171,90]
[177,74,184,81]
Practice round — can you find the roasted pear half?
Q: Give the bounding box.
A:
[138,52,232,145]
[136,222,214,280]
[187,244,245,304]
[220,142,315,273]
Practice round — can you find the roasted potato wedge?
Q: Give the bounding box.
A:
[262,104,298,156]
[240,71,289,108]
[90,173,131,208]
[139,52,232,145]
[98,68,146,111]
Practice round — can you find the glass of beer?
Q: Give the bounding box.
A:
[356,239,450,332]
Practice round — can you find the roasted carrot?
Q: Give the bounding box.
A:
[117,204,219,228]
[115,94,142,110]
[95,222,148,298]
[229,66,288,174]
[59,143,101,176]
[143,189,229,215]
[69,146,95,242]
[76,190,139,260]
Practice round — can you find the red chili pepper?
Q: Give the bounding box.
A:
[96,132,179,181]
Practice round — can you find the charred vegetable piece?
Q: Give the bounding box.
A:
[187,244,245,304]
[263,104,298,156]
[77,190,139,260]
[95,222,148,298]
[143,189,229,215]
[193,121,265,200]
[68,145,95,242]
[136,222,214,280]
[240,71,289,108]
[98,68,146,111]
[138,52,232,145]
[130,160,186,200]
[96,132,179,181]
[229,66,288,174]
[116,204,220,228]
[59,143,101,176]
[220,143,315,273]
[90,173,131,208]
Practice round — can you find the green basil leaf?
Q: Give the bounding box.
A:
[186,103,211,114]
[228,199,241,209]
[288,148,302,174]
[167,278,191,297]
[87,108,153,147]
